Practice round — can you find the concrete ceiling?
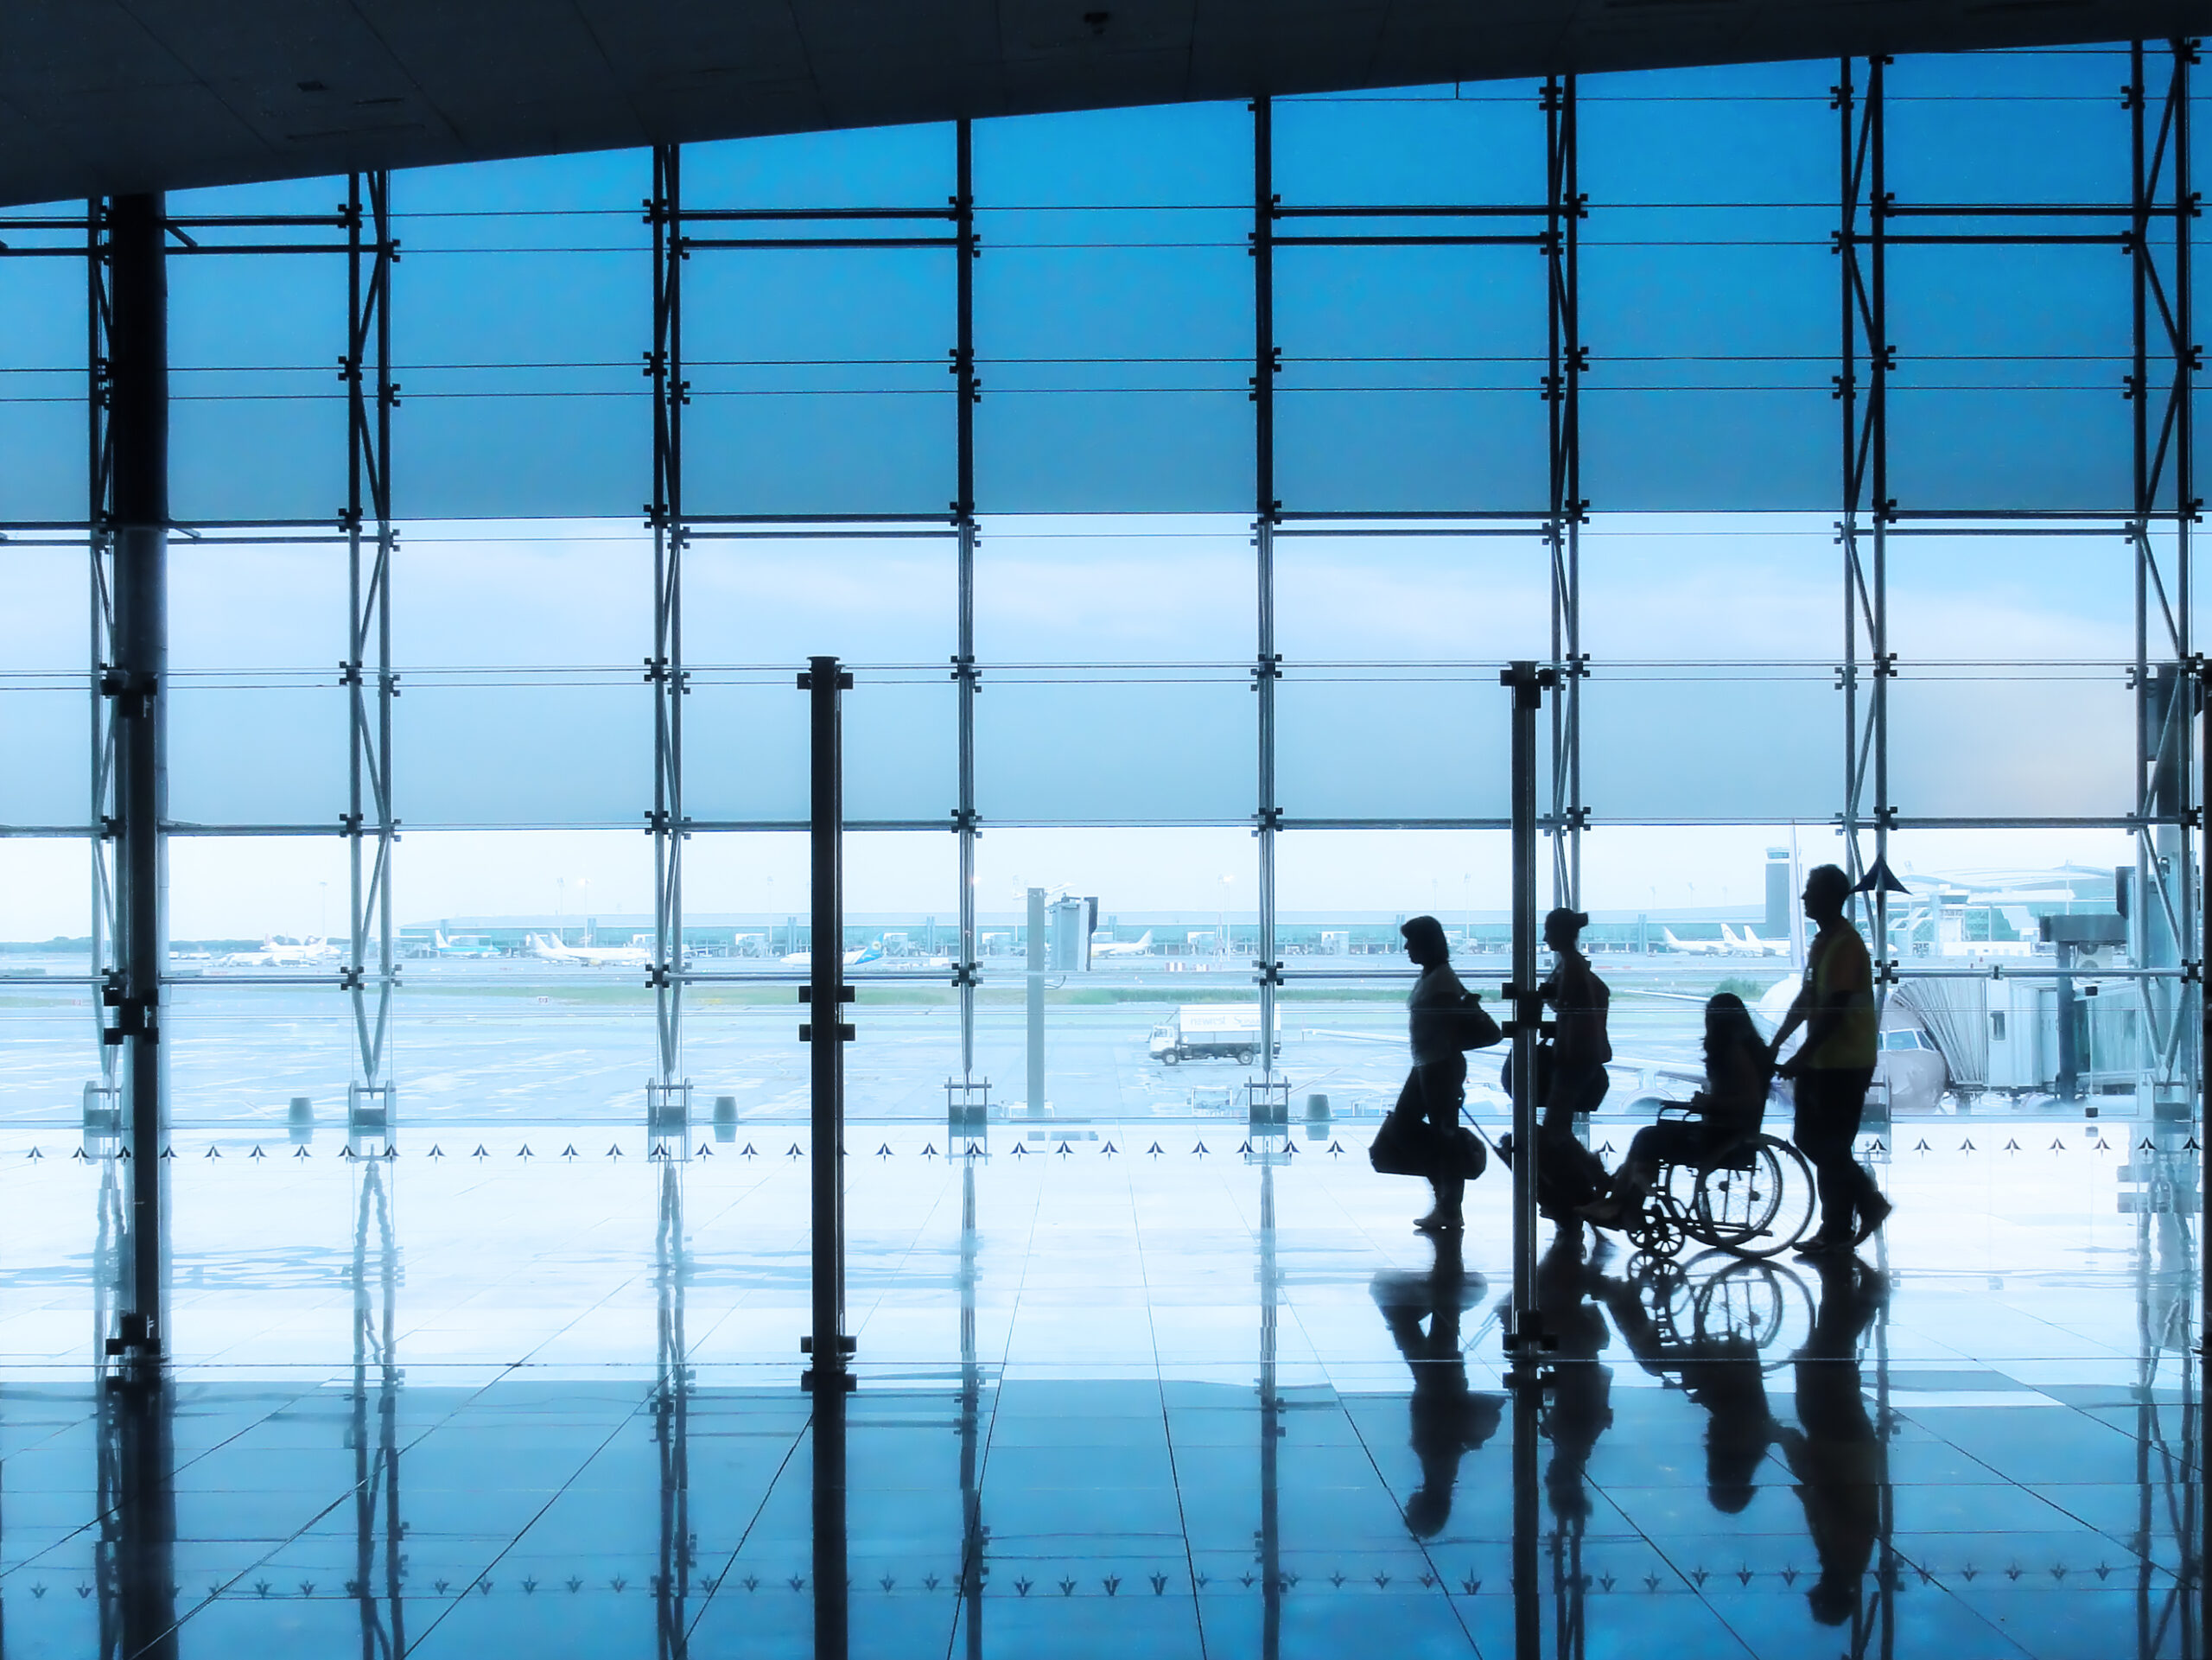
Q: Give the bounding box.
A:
[2,0,2207,207]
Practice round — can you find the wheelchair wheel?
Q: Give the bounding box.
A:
[1690,1135,1816,1259]
[1691,1255,1816,1364]
[1626,1203,1687,1261]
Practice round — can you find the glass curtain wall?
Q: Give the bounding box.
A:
[0,43,2198,1135]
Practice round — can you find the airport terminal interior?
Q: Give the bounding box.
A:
[0,8,2204,1657]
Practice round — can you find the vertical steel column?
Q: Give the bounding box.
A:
[1543,75,1586,910]
[954,120,982,1081]
[344,172,397,1124]
[802,654,854,1390]
[800,652,852,1657]
[650,145,690,1095]
[107,192,168,1374]
[1253,95,1284,1072]
[1503,661,1552,1360]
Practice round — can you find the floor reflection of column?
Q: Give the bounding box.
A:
[1257,1162,1281,1660]
[94,1158,177,1660]
[2132,1117,2199,1660]
[1863,1269,1895,1660]
[654,1160,692,1660]
[957,1158,984,1660]
[351,1160,404,1658]
[813,1385,849,1660]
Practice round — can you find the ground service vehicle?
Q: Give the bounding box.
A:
[1148,1005,1281,1065]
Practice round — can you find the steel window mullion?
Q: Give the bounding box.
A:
[648,143,689,1092]
[1254,95,1281,1078]
[346,172,397,1099]
[1543,73,1584,909]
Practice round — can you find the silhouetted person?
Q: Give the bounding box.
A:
[1595,1262,1778,1515]
[1370,1233,1506,1536]
[1540,907,1611,1132]
[1777,1254,1887,1626]
[1530,1229,1612,1526]
[1770,864,1891,1252]
[1497,909,1612,1221]
[1582,993,1770,1227]
[1397,915,1498,1233]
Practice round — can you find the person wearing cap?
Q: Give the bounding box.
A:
[1769,863,1892,1252]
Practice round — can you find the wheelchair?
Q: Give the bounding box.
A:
[1612,1107,1818,1262]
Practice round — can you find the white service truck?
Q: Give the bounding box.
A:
[1148,1004,1281,1065]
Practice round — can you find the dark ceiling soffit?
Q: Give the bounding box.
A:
[1,3,2208,207]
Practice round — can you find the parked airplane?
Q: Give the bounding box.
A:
[524,932,653,968]
[1721,924,1790,958]
[1090,931,1154,959]
[220,935,340,969]
[779,940,886,969]
[434,931,504,959]
[1660,927,1728,957]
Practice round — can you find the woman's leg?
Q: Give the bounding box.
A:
[1414,1056,1469,1229]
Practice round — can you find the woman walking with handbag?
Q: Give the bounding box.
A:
[1382,915,1501,1232]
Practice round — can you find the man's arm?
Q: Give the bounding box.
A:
[1776,936,1861,1077]
[1769,976,1818,1050]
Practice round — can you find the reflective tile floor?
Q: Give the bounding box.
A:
[0,1117,2198,1657]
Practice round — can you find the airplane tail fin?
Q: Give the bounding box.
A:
[1135,932,1153,950]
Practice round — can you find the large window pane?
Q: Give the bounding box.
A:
[976,104,1251,513]
[396,152,647,520]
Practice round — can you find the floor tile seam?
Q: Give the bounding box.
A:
[1123,1162,1213,1660]
[847,1165,961,1320]
[1704,1573,2034,1660]
[168,1460,407,1637]
[402,1400,646,1651]
[678,1401,816,1644]
[968,1165,1046,1491]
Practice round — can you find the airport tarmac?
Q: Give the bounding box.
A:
[0,956,1761,1130]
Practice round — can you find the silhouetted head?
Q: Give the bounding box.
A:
[1808,1577,1857,1626]
[1802,864,1852,924]
[1543,906,1590,952]
[1703,991,1765,1073]
[1704,1422,1766,1514]
[1404,1485,1452,1537]
[1402,914,1449,968]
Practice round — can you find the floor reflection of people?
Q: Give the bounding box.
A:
[1533,1230,1613,1527]
[1594,1264,1777,1516]
[1777,1255,1886,1627]
[1370,1233,1505,1536]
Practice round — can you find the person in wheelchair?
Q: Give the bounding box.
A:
[1580,992,1770,1228]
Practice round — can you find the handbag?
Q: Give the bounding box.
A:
[1451,995,1503,1053]
[1370,1110,1489,1181]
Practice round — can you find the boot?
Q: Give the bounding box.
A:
[1415,1174,1465,1232]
